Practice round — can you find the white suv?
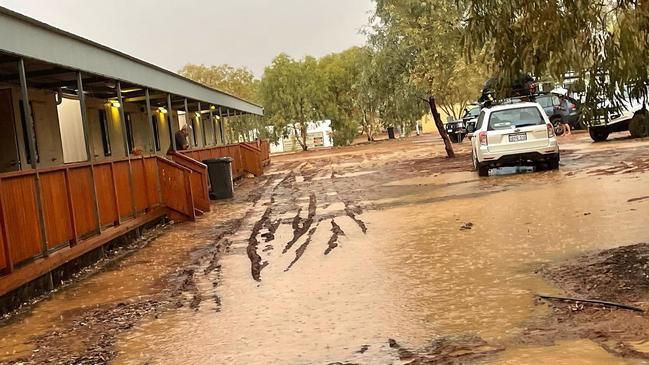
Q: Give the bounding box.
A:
[470,102,560,176]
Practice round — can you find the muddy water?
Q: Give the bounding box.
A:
[0,200,248,362]
[112,165,649,364]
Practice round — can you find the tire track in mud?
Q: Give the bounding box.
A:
[285,226,319,271]
[247,206,272,282]
[324,220,345,255]
[343,201,368,234]
[282,193,317,254]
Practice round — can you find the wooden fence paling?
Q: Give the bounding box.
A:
[0,179,13,273]
[170,153,210,213]
[156,157,196,221]
[240,143,263,176]
[63,168,79,246]
[110,162,121,225]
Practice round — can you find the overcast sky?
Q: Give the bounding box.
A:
[0,0,373,77]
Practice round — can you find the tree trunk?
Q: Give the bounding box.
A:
[293,123,308,151]
[428,96,455,158]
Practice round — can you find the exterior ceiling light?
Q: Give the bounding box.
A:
[109,100,121,108]
[158,107,167,113]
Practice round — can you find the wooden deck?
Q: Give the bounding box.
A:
[0,141,269,299]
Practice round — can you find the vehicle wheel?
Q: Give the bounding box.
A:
[548,156,560,170]
[478,164,489,177]
[589,128,609,142]
[449,134,460,143]
[629,113,649,138]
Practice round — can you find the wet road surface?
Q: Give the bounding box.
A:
[2,132,649,364]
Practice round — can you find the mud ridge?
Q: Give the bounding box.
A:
[343,201,368,234]
[283,193,317,254]
[247,207,273,281]
[524,242,649,360]
[285,226,319,272]
[324,220,345,255]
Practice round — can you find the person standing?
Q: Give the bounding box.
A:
[174,125,190,151]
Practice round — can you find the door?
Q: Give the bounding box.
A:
[0,89,20,172]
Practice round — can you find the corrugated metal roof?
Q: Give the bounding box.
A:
[0,6,263,115]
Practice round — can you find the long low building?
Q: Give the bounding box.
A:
[0,6,269,311]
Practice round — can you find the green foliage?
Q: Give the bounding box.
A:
[463,0,649,123]
[178,64,265,142]
[178,64,260,103]
[259,54,329,151]
[368,0,490,156]
[319,47,364,146]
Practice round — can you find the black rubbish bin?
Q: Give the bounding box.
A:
[387,127,396,139]
[203,157,234,200]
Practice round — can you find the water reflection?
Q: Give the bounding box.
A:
[114,171,649,364]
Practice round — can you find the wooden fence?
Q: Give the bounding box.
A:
[179,144,244,178]
[0,141,270,296]
[178,141,271,177]
[0,156,194,279]
[169,153,210,214]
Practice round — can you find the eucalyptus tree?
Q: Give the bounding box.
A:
[319,47,365,146]
[371,0,488,157]
[259,54,329,151]
[463,0,649,126]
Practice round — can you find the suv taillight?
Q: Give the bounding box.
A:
[479,131,488,146]
[547,123,555,138]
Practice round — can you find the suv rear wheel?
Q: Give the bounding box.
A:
[589,128,609,142]
[630,112,649,138]
[478,164,490,177]
[548,156,560,170]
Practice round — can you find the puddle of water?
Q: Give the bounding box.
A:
[334,170,378,178]
[480,340,648,365]
[0,203,247,362]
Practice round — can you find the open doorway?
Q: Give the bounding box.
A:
[57,97,88,163]
[0,89,20,172]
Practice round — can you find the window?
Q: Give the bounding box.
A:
[18,100,39,165]
[488,107,545,131]
[98,109,111,156]
[151,115,161,151]
[190,117,198,147]
[124,112,135,154]
[536,96,553,108]
[476,111,486,130]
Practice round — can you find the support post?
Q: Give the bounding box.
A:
[218,107,226,145]
[145,88,155,155]
[168,94,177,152]
[198,102,206,147]
[18,58,49,256]
[209,109,216,146]
[117,82,137,217]
[184,98,192,147]
[77,72,102,234]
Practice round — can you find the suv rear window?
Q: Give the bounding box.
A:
[488,107,545,130]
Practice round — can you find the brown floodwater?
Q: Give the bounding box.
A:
[0,199,249,362]
[111,167,649,364]
[2,135,649,364]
